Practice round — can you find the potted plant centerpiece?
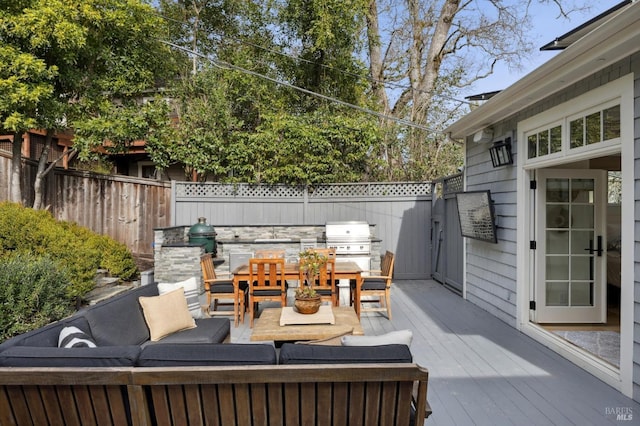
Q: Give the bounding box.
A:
[295,249,328,314]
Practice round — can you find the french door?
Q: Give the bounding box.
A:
[534,169,607,323]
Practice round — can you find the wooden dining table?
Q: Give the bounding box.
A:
[232,261,363,326]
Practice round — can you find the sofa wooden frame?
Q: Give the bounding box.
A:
[0,363,431,425]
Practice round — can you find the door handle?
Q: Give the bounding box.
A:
[584,236,603,257]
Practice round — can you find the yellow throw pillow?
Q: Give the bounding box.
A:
[139,288,196,341]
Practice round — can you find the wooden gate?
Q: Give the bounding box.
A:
[431,173,463,294]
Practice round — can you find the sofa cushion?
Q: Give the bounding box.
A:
[139,288,197,341]
[341,330,413,347]
[58,326,97,348]
[0,346,140,367]
[143,317,230,346]
[85,284,157,346]
[138,343,277,366]
[158,277,206,319]
[279,344,413,364]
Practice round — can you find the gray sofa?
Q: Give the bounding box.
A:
[0,284,278,367]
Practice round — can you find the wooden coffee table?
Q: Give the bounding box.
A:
[250,307,364,343]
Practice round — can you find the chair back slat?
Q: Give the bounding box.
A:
[200,253,218,281]
[381,251,395,278]
[249,258,286,291]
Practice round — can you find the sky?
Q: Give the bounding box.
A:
[462,0,624,99]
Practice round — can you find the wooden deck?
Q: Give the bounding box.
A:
[226,280,639,425]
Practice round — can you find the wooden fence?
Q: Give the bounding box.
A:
[0,152,171,258]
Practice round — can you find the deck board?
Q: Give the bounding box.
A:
[223,279,640,425]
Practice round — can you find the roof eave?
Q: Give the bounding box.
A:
[445,2,640,139]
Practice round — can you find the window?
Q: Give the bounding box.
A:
[569,105,620,150]
[527,125,562,159]
[526,103,621,162]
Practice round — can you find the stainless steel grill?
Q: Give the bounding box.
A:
[325,221,371,255]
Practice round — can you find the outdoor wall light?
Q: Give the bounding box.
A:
[489,137,513,168]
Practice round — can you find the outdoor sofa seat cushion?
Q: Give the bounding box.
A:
[278,343,413,365]
[142,318,230,346]
[0,345,141,367]
[138,343,277,367]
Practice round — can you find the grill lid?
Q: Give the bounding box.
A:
[325,221,370,241]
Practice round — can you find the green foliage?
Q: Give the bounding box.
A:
[0,253,74,340]
[0,202,138,298]
[0,44,57,132]
[90,236,138,281]
[230,109,378,184]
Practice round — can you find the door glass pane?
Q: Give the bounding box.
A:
[539,130,549,156]
[547,230,569,254]
[571,231,594,254]
[571,205,594,228]
[546,282,569,306]
[571,257,592,280]
[546,256,569,280]
[550,126,562,153]
[571,282,593,306]
[585,112,601,145]
[528,134,537,159]
[570,118,584,148]
[571,179,594,203]
[547,205,569,228]
[546,178,569,202]
[603,105,620,140]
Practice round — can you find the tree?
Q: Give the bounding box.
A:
[0,43,57,204]
[0,0,176,208]
[364,0,591,180]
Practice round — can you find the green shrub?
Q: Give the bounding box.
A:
[0,254,74,341]
[0,202,138,298]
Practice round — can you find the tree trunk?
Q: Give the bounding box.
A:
[10,132,24,204]
[32,130,54,210]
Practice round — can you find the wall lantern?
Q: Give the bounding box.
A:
[489,137,513,168]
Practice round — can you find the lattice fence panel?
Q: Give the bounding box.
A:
[310,182,431,198]
[176,183,305,198]
[176,182,431,199]
[443,173,464,194]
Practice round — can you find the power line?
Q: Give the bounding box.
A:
[161,40,449,135]
[154,12,473,106]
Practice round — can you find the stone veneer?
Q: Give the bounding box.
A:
[154,224,382,293]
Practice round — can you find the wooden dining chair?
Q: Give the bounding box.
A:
[299,248,338,306]
[200,253,247,326]
[351,250,395,319]
[248,257,287,327]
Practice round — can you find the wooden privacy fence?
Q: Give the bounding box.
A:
[431,173,464,293]
[173,181,434,279]
[0,152,171,258]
